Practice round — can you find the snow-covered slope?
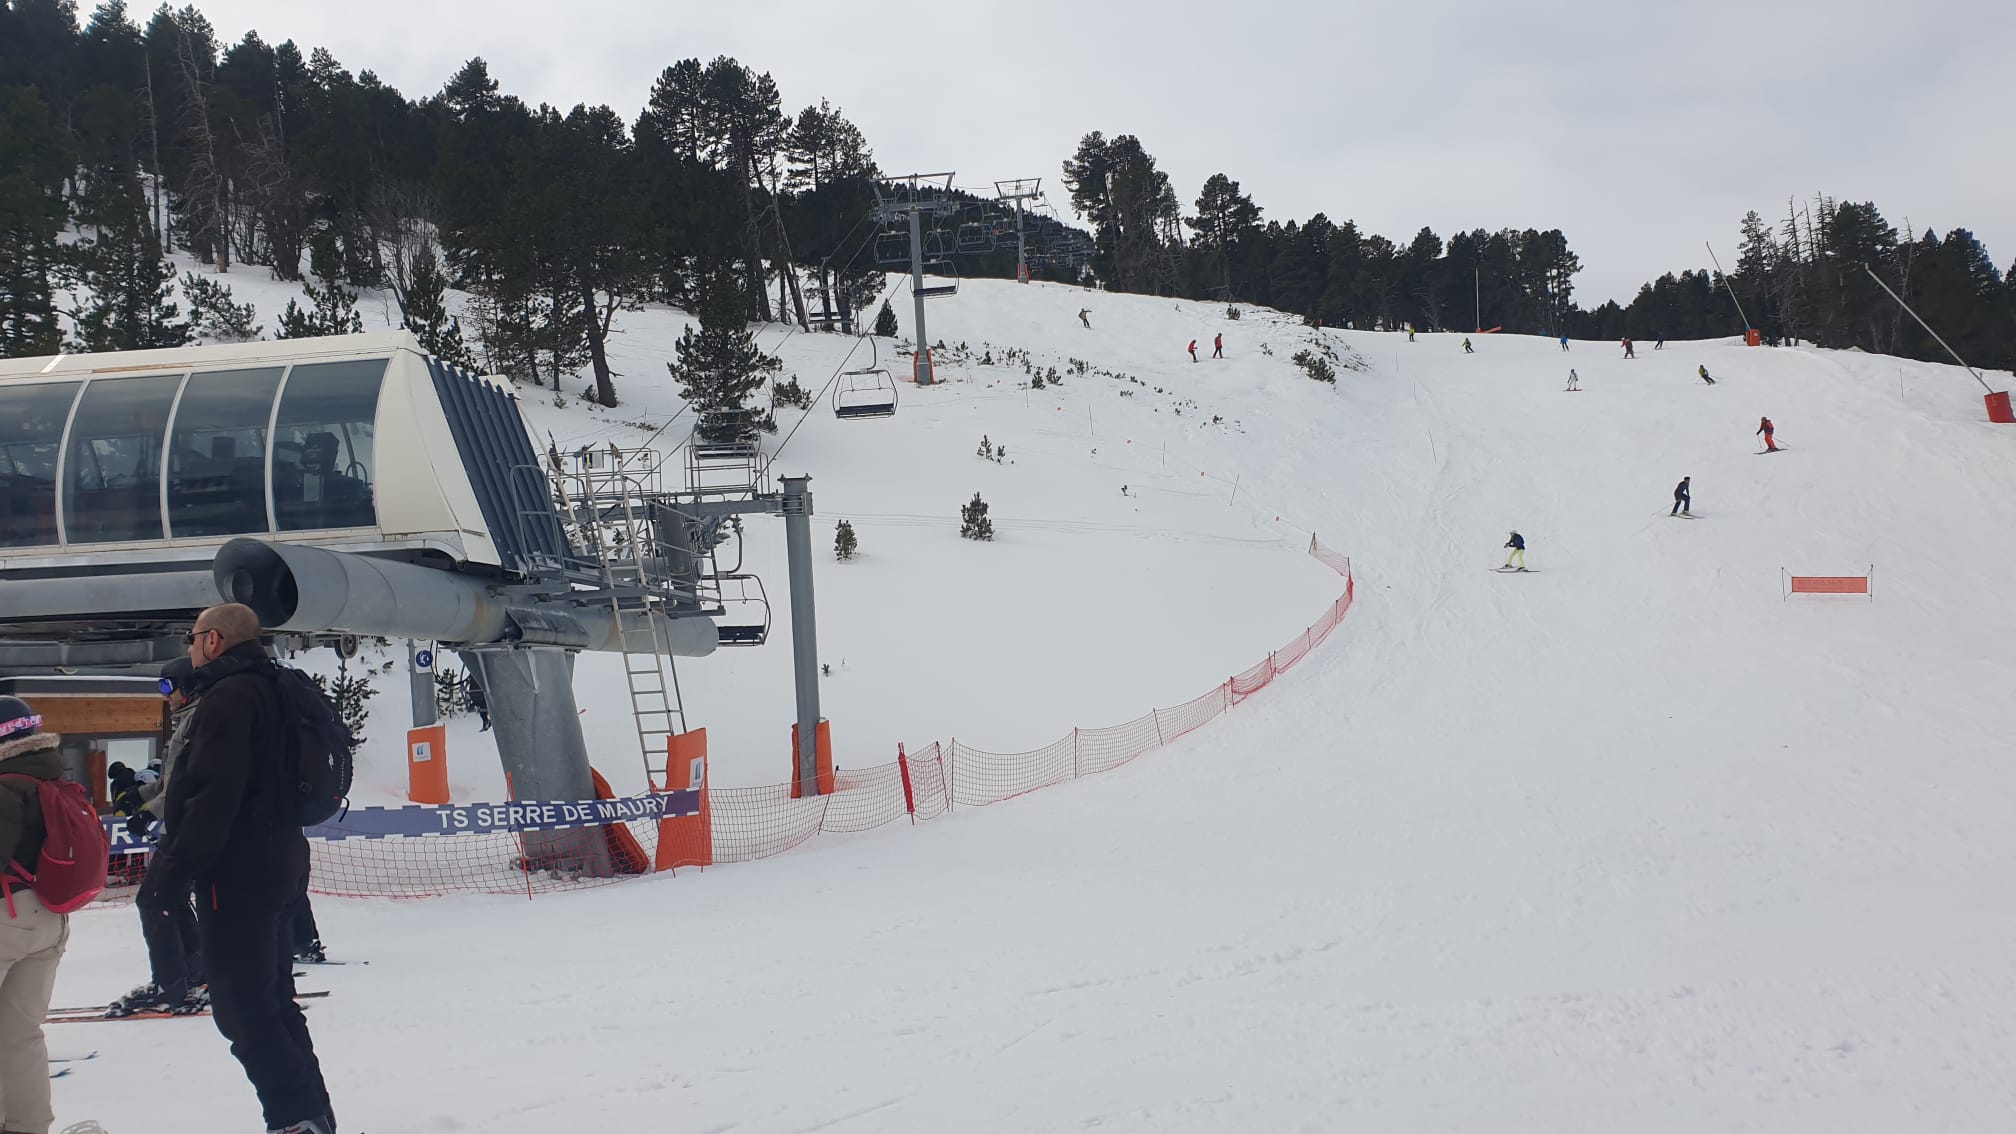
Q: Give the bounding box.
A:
[51,267,2016,1132]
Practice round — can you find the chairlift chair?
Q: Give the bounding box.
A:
[711,573,771,646]
[874,232,911,267]
[834,366,897,419]
[914,259,960,298]
[956,222,995,255]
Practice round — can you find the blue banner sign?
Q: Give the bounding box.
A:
[108,790,699,857]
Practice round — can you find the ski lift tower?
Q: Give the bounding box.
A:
[872,173,960,385]
[994,178,1045,284]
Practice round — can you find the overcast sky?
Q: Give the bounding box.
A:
[188,0,2014,305]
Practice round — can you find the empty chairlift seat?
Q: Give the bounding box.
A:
[956,221,995,255]
[710,574,770,645]
[833,367,897,419]
[875,232,911,267]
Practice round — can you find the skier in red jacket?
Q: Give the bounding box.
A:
[1757,416,1777,451]
[1187,340,1198,363]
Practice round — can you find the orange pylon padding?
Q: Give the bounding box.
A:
[655,729,712,870]
[788,719,836,799]
[590,766,649,875]
[406,725,449,805]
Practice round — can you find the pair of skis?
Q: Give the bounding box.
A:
[47,990,329,1025]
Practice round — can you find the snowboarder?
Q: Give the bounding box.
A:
[1622,337,1636,359]
[1212,333,1223,359]
[1566,369,1579,391]
[1654,335,1665,350]
[1502,530,1527,571]
[1560,333,1570,351]
[1757,416,1778,451]
[1077,308,1090,329]
[1187,340,1198,363]
[1671,476,1691,516]
[1462,338,1474,354]
[1698,364,1715,385]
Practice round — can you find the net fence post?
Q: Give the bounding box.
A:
[897,743,917,823]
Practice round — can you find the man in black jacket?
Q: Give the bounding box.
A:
[142,603,335,1134]
[1671,476,1692,516]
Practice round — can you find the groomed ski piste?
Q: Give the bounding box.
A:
[51,267,2016,1131]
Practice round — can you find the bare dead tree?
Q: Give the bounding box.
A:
[142,55,167,254]
[175,29,228,271]
[240,110,304,278]
[368,180,444,312]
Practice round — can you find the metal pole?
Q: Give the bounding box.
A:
[1704,242,1753,334]
[408,639,437,728]
[909,208,933,384]
[780,476,825,795]
[1861,263,1995,394]
[1016,197,1028,283]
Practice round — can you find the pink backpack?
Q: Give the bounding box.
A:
[2,775,110,915]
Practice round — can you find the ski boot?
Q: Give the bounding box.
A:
[104,981,181,1018]
[170,983,210,1015]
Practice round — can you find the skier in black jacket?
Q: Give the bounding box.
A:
[1671,476,1691,516]
[140,603,334,1134]
[1502,531,1527,571]
[106,657,209,1017]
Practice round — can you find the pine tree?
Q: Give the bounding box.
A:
[277,232,366,339]
[666,261,780,442]
[976,434,993,459]
[0,85,68,358]
[959,492,994,541]
[396,243,473,365]
[68,174,189,352]
[180,271,261,341]
[834,519,858,560]
[873,299,898,337]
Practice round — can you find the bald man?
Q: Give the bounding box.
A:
[141,603,335,1134]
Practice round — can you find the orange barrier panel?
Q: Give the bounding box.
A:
[788,720,836,798]
[1746,329,1762,346]
[1784,566,1873,600]
[590,767,649,875]
[406,725,449,805]
[655,729,711,870]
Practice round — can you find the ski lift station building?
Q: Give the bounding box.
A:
[0,330,717,668]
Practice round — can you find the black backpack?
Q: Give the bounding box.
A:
[257,663,357,826]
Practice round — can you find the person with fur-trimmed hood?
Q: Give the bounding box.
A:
[0,696,71,1134]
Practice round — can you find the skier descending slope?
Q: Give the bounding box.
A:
[1698,365,1715,385]
[1671,476,1692,516]
[1757,416,1778,452]
[1565,369,1579,391]
[1500,530,1528,571]
[1187,340,1198,363]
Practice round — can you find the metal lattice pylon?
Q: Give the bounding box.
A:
[552,447,688,789]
